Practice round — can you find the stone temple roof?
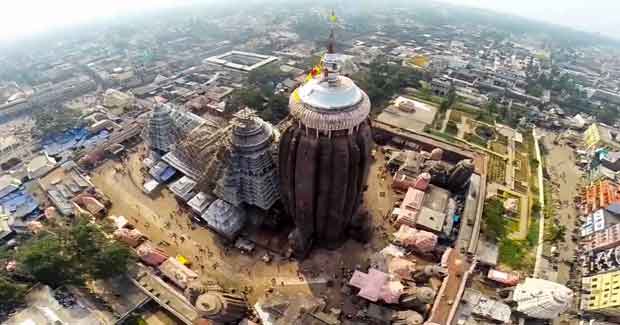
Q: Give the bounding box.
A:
[141,104,207,152]
[200,199,246,240]
[216,108,280,210]
[231,109,275,154]
[141,104,181,152]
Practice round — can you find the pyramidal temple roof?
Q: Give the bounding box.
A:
[141,103,206,152]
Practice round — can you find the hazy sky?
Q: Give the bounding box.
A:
[0,0,186,41]
[0,0,618,42]
[437,0,620,39]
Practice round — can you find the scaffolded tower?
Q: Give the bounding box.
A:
[141,103,205,152]
[141,103,181,152]
[215,108,280,210]
[279,28,373,255]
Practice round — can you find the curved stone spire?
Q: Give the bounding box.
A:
[279,22,373,257]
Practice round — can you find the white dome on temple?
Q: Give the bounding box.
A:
[297,76,364,110]
[512,278,574,319]
[289,61,371,132]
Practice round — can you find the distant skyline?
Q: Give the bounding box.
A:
[436,0,620,39]
[0,0,189,42]
[0,0,617,42]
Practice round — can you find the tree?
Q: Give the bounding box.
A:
[487,99,499,115]
[226,88,264,113]
[446,86,457,108]
[483,198,507,240]
[266,93,289,124]
[0,276,27,305]
[248,64,288,91]
[351,58,414,108]
[18,234,83,287]
[545,223,567,243]
[439,99,450,113]
[419,84,432,100]
[33,105,82,138]
[596,105,619,126]
[17,220,135,287]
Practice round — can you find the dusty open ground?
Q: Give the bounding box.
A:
[89,144,401,307]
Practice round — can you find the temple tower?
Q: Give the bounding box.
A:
[279,26,373,256]
[215,108,279,210]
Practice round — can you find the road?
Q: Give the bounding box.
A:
[535,129,582,284]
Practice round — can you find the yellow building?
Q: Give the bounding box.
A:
[584,123,620,152]
[582,271,620,316]
[405,55,430,71]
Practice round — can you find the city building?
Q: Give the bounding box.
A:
[0,175,22,199]
[582,270,620,316]
[279,31,373,256]
[447,159,475,192]
[142,104,184,153]
[0,135,27,165]
[204,51,278,72]
[376,96,438,133]
[580,208,620,237]
[583,180,620,214]
[584,123,620,153]
[456,289,512,324]
[26,154,57,179]
[582,223,620,252]
[431,78,451,97]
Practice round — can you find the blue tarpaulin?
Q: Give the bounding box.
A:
[159,167,176,182]
[43,128,110,156]
[0,188,38,218]
[149,161,176,182]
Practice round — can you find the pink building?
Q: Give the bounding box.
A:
[349,268,404,303]
[394,187,425,227]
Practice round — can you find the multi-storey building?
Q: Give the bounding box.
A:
[582,270,620,316]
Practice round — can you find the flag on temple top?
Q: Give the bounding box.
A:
[311,65,322,77]
[292,88,301,103]
[330,10,338,23]
[304,61,323,83]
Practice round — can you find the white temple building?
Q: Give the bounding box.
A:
[511,277,574,319]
